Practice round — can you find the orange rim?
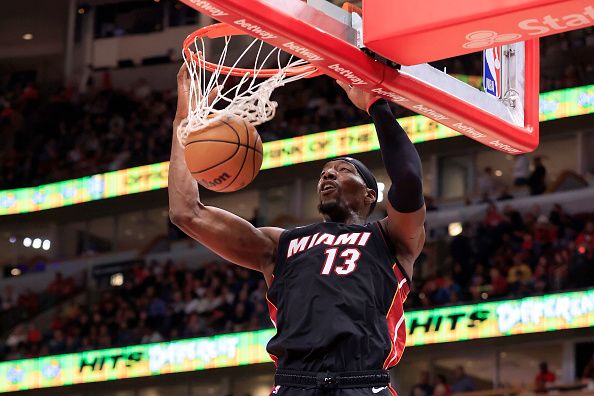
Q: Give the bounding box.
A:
[182,23,321,78]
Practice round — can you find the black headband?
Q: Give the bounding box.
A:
[331,156,378,214]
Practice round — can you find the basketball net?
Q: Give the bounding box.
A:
[178,24,319,146]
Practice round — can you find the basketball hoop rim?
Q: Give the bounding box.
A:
[183,22,322,78]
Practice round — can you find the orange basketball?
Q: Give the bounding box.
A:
[184,115,263,192]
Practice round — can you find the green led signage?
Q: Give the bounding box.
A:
[1,290,593,393]
[0,85,592,216]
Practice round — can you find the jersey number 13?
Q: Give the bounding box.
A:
[321,248,361,275]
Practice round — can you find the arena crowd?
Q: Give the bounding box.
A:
[0,29,592,190]
[1,202,592,361]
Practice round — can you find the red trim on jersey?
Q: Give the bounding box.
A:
[383,266,409,369]
[266,294,278,328]
[266,275,280,367]
[268,353,279,366]
[388,384,398,396]
[266,294,280,366]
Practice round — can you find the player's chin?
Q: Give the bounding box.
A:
[318,196,337,207]
[318,199,340,215]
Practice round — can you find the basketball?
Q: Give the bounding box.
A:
[183,115,263,192]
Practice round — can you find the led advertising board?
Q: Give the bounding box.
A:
[0,84,592,216]
[1,289,593,393]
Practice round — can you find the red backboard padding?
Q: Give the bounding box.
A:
[364,0,594,65]
[180,0,544,153]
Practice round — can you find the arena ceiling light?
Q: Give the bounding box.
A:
[110,273,124,287]
[42,240,51,251]
[20,237,51,250]
[448,222,463,236]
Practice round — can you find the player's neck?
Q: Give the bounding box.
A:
[322,213,367,225]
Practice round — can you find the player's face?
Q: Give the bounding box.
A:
[317,160,368,222]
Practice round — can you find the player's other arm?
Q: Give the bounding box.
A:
[367,99,425,269]
[337,82,425,278]
[169,64,281,283]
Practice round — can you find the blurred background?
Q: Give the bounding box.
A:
[0,1,593,396]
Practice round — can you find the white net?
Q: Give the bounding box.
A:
[177,31,317,146]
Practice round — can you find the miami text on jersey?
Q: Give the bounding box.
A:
[287,232,371,258]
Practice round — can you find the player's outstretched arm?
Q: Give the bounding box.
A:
[168,64,281,283]
[367,99,425,268]
[337,82,425,278]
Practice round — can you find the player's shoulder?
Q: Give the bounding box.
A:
[285,222,324,234]
[285,221,379,234]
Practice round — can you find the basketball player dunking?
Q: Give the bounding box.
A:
[170,65,425,396]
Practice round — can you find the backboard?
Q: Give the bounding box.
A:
[178,0,593,154]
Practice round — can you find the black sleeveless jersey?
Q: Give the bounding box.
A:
[265,221,410,373]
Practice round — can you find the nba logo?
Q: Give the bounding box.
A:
[483,47,501,98]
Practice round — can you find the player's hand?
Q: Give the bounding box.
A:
[175,63,192,121]
[336,80,378,112]
[175,61,219,122]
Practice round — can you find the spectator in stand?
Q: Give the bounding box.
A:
[507,254,533,296]
[433,275,462,305]
[483,202,504,228]
[532,256,551,292]
[227,302,251,332]
[582,353,594,382]
[449,225,474,288]
[477,167,497,200]
[18,290,39,316]
[502,205,525,233]
[27,324,42,346]
[534,361,556,392]
[575,221,594,251]
[534,215,558,249]
[6,324,26,351]
[433,375,451,396]
[1,286,17,311]
[513,154,530,187]
[450,366,475,394]
[568,240,594,288]
[488,268,508,298]
[411,371,434,396]
[469,264,489,301]
[549,203,572,238]
[529,157,547,195]
[47,272,70,298]
[252,301,273,329]
[48,329,66,354]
